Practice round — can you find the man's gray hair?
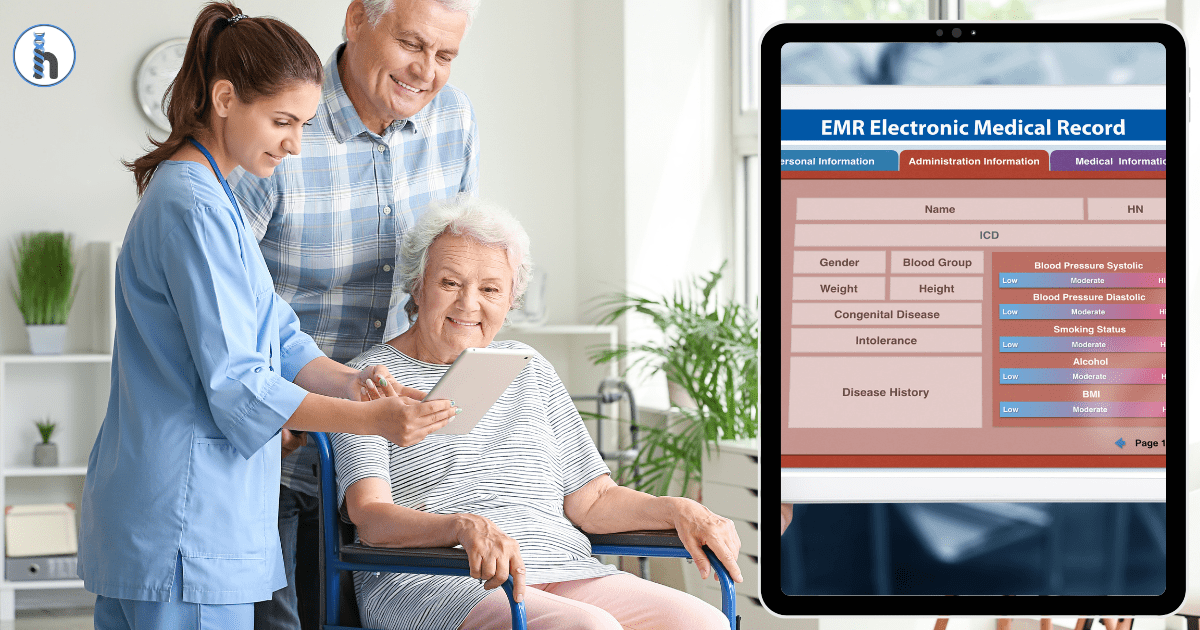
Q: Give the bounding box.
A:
[398,194,532,323]
[344,0,480,41]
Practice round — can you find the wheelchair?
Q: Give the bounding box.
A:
[312,431,740,630]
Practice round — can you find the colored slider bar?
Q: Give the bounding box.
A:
[998,304,1165,319]
[998,401,1165,418]
[998,368,1164,384]
[997,273,1165,288]
[999,336,1165,352]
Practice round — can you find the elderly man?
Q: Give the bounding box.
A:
[230,1,479,628]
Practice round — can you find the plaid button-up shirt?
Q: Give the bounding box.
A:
[230,46,479,494]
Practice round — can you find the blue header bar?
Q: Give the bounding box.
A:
[781,150,898,171]
[782,110,1165,141]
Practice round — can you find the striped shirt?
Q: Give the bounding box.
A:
[230,45,478,494]
[332,340,622,630]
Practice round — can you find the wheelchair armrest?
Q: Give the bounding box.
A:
[584,529,685,549]
[340,542,472,571]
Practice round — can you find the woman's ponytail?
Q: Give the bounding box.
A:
[125,2,322,195]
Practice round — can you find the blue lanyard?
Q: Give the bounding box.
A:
[188,138,241,214]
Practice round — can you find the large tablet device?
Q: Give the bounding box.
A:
[426,348,533,435]
[762,22,1184,615]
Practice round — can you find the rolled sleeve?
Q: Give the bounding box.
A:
[161,205,306,459]
[276,291,324,382]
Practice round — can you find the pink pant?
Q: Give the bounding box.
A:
[458,573,729,630]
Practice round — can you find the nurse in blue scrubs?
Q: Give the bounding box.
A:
[77,4,457,629]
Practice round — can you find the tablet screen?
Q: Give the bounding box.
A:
[763,23,1184,615]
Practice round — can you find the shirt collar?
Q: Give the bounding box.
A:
[323,45,423,144]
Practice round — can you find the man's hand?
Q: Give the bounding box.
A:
[670,498,743,583]
[453,513,526,602]
[281,428,307,458]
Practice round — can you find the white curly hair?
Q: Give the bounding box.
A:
[397,194,532,324]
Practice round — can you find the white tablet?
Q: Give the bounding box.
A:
[426,347,533,435]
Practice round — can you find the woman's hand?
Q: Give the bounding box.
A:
[350,365,459,447]
[453,513,526,602]
[670,498,742,583]
[350,364,405,401]
[369,396,458,447]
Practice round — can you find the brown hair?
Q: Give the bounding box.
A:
[126,2,323,195]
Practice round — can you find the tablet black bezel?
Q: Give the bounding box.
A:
[760,21,1185,617]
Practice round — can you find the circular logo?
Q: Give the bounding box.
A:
[12,24,76,87]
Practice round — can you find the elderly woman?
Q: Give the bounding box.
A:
[331,196,740,630]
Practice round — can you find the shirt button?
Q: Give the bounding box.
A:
[374,320,382,329]
[383,206,392,215]
[254,367,263,373]
[383,264,392,272]
[377,144,386,153]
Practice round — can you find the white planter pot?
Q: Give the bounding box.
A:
[33,442,58,467]
[26,324,67,355]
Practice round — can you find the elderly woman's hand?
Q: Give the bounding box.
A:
[452,513,526,602]
[669,498,742,583]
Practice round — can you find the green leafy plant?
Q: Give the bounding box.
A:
[11,232,78,325]
[35,418,56,444]
[590,262,758,497]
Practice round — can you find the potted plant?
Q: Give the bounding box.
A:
[34,418,58,467]
[11,232,79,354]
[590,262,758,497]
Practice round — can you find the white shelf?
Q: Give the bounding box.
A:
[4,467,87,478]
[0,354,111,365]
[0,243,119,621]
[1,579,82,591]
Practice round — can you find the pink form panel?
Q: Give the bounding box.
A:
[798,197,1083,221]
[796,224,1166,248]
[792,327,983,353]
[790,356,983,428]
[1088,198,1167,221]
[794,250,887,274]
[781,179,1167,457]
[793,302,983,326]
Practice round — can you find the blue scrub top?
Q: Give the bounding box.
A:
[78,161,324,604]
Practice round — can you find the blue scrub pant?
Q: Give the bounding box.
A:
[94,554,253,630]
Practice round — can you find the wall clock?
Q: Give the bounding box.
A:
[135,38,188,133]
